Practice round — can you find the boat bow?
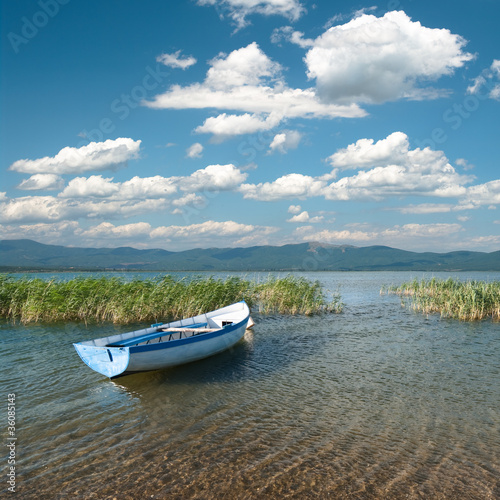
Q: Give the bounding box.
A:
[73,344,130,378]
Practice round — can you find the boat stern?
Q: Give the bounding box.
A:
[73,343,130,378]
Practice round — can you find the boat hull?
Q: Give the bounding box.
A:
[73,301,251,378]
[125,320,247,375]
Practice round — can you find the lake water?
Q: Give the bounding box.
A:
[1,271,499,499]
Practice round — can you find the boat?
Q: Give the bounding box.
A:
[73,301,253,379]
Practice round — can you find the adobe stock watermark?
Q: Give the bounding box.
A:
[176,188,221,224]
[6,393,17,493]
[77,63,170,145]
[415,67,498,150]
[7,0,70,54]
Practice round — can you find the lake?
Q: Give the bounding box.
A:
[1,271,499,499]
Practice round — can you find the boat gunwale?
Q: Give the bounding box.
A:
[128,314,249,353]
[74,300,249,348]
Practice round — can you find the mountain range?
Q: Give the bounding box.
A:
[1,239,499,272]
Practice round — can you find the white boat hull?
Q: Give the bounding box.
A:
[73,301,251,378]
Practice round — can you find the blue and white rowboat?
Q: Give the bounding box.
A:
[74,301,253,378]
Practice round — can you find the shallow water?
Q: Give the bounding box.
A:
[1,271,499,499]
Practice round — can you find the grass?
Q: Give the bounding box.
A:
[0,274,343,324]
[384,278,500,321]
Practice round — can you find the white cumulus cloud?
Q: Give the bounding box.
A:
[144,42,366,133]
[17,174,64,191]
[150,220,279,248]
[9,138,141,175]
[195,112,282,140]
[157,50,197,69]
[206,42,282,89]
[461,180,500,208]
[1,163,249,224]
[240,173,326,201]
[81,221,153,240]
[287,211,323,223]
[268,130,302,154]
[59,176,120,198]
[186,142,204,158]
[326,132,409,169]
[179,164,248,192]
[304,10,474,104]
[295,222,465,251]
[467,59,500,100]
[241,132,475,202]
[197,0,305,29]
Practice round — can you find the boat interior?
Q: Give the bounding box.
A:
[106,320,233,348]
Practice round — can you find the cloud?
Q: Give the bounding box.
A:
[117,176,179,199]
[178,164,248,192]
[171,193,205,209]
[195,112,282,140]
[461,180,500,208]
[326,131,409,169]
[324,132,474,201]
[206,42,282,89]
[398,203,454,214]
[304,10,474,104]
[240,173,326,201]
[186,142,204,158]
[287,211,323,223]
[288,204,301,214]
[57,164,246,201]
[268,130,302,154]
[80,221,153,240]
[271,26,313,48]
[295,222,465,251]
[0,196,69,223]
[197,0,305,29]
[144,42,366,131]
[9,138,141,175]
[150,219,279,249]
[323,154,471,202]
[16,174,64,191]
[240,175,314,202]
[77,220,279,249]
[0,221,82,245]
[455,158,475,170]
[150,219,274,239]
[2,164,248,223]
[467,59,500,100]
[0,218,279,251]
[0,195,170,223]
[66,175,164,201]
[59,176,121,198]
[241,132,475,202]
[156,50,197,69]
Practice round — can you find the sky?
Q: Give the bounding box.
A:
[1,0,499,252]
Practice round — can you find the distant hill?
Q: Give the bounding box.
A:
[0,239,499,272]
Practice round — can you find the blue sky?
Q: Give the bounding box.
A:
[1,0,499,252]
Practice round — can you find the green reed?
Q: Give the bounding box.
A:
[0,274,342,324]
[385,278,500,321]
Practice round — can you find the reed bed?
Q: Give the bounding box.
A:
[0,274,342,324]
[385,278,500,321]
